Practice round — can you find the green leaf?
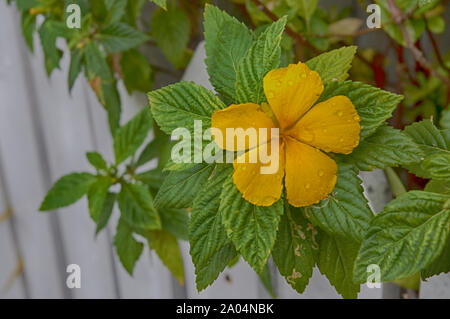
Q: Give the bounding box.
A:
[421,237,450,279]
[87,176,112,222]
[306,46,356,82]
[404,120,450,156]
[318,232,361,299]
[104,0,127,24]
[96,192,116,235]
[114,218,143,275]
[272,205,317,294]
[117,183,161,229]
[120,49,153,94]
[258,263,276,298]
[40,173,96,211]
[113,108,152,165]
[16,0,39,11]
[159,209,189,241]
[86,151,108,170]
[21,10,36,52]
[154,163,216,209]
[290,0,318,26]
[305,164,373,243]
[98,23,148,53]
[220,175,283,273]
[38,19,64,76]
[135,134,169,167]
[68,48,83,93]
[204,5,253,104]
[151,6,190,68]
[235,16,287,105]
[134,168,165,189]
[148,81,225,135]
[423,153,450,181]
[440,110,450,129]
[424,179,450,195]
[354,191,450,283]
[344,126,423,171]
[150,0,167,10]
[189,165,238,290]
[84,41,121,134]
[142,229,184,284]
[319,81,403,140]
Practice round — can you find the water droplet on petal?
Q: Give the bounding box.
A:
[337,111,344,117]
[301,73,307,79]
[288,80,294,86]
[353,115,360,121]
[322,128,328,133]
[318,170,324,177]
[339,138,344,143]
[305,183,311,189]
[300,129,315,143]
[268,92,275,98]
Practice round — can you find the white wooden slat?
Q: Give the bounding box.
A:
[0,169,26,299]
[83,80,176,298]
[420,274,450,299]
[24,33,119,298]
[0,3,64,298]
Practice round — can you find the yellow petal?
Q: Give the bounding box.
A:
[284,137,337,207]
[287,96,361,154]
[233,141,285,206]
[211,103,276,151]
[263,62,323,130]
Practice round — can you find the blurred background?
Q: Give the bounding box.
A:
[0,0,449,298]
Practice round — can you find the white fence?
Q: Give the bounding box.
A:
[0,2,448,299]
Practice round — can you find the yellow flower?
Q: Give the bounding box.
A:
[211,62,361,207]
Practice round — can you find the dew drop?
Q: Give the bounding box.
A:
[353,115,360,121]
[301,73,307,79]
[305,183,311,189]
[322,128,328,133]
[339,138,344,143]
[337,111,344,117]
[288,80,294,86]
[300,129,315,143]
[268,92,275,98]
[318,170,324,177]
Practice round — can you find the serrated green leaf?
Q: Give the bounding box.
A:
[306,163,373,242]
[150,0,167,10]
[120,49,153,94]
[204,5,253,104]
[404,120,450,156]
[159,208,189,241]
[87,175,112,222]
[135,134,169,167]
[235,16,287,105]
[134,168,165,189]
[38,19,64,76]
[318,232,361,299]
[319,81,403,140]
[424,179,450,195]
[272,205,317,294]
[141,229,184,284]
[220,175,283,273]
[98,23,148,53]
[96,192,116,235]
[40,173,96,211]
[154,163,216,209]
[151,6,190,68]
[423,153,450,181]
[354,191,450,283]
[68,48,83,93]
[148,81,225,135]
[113,108,152,165]
[421,237,450,279]
[306,46,356,82]
[117,182,161,229]
[86,151,108,170]
[344,126,423,171]
[189,165,237,290]
[258,263,276,298]
[84,41,112,80]
[104,0,127,24]
[290,0,318,26]
[21,10,36,52]
[440,110,450,129]
[114,218,143,275]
